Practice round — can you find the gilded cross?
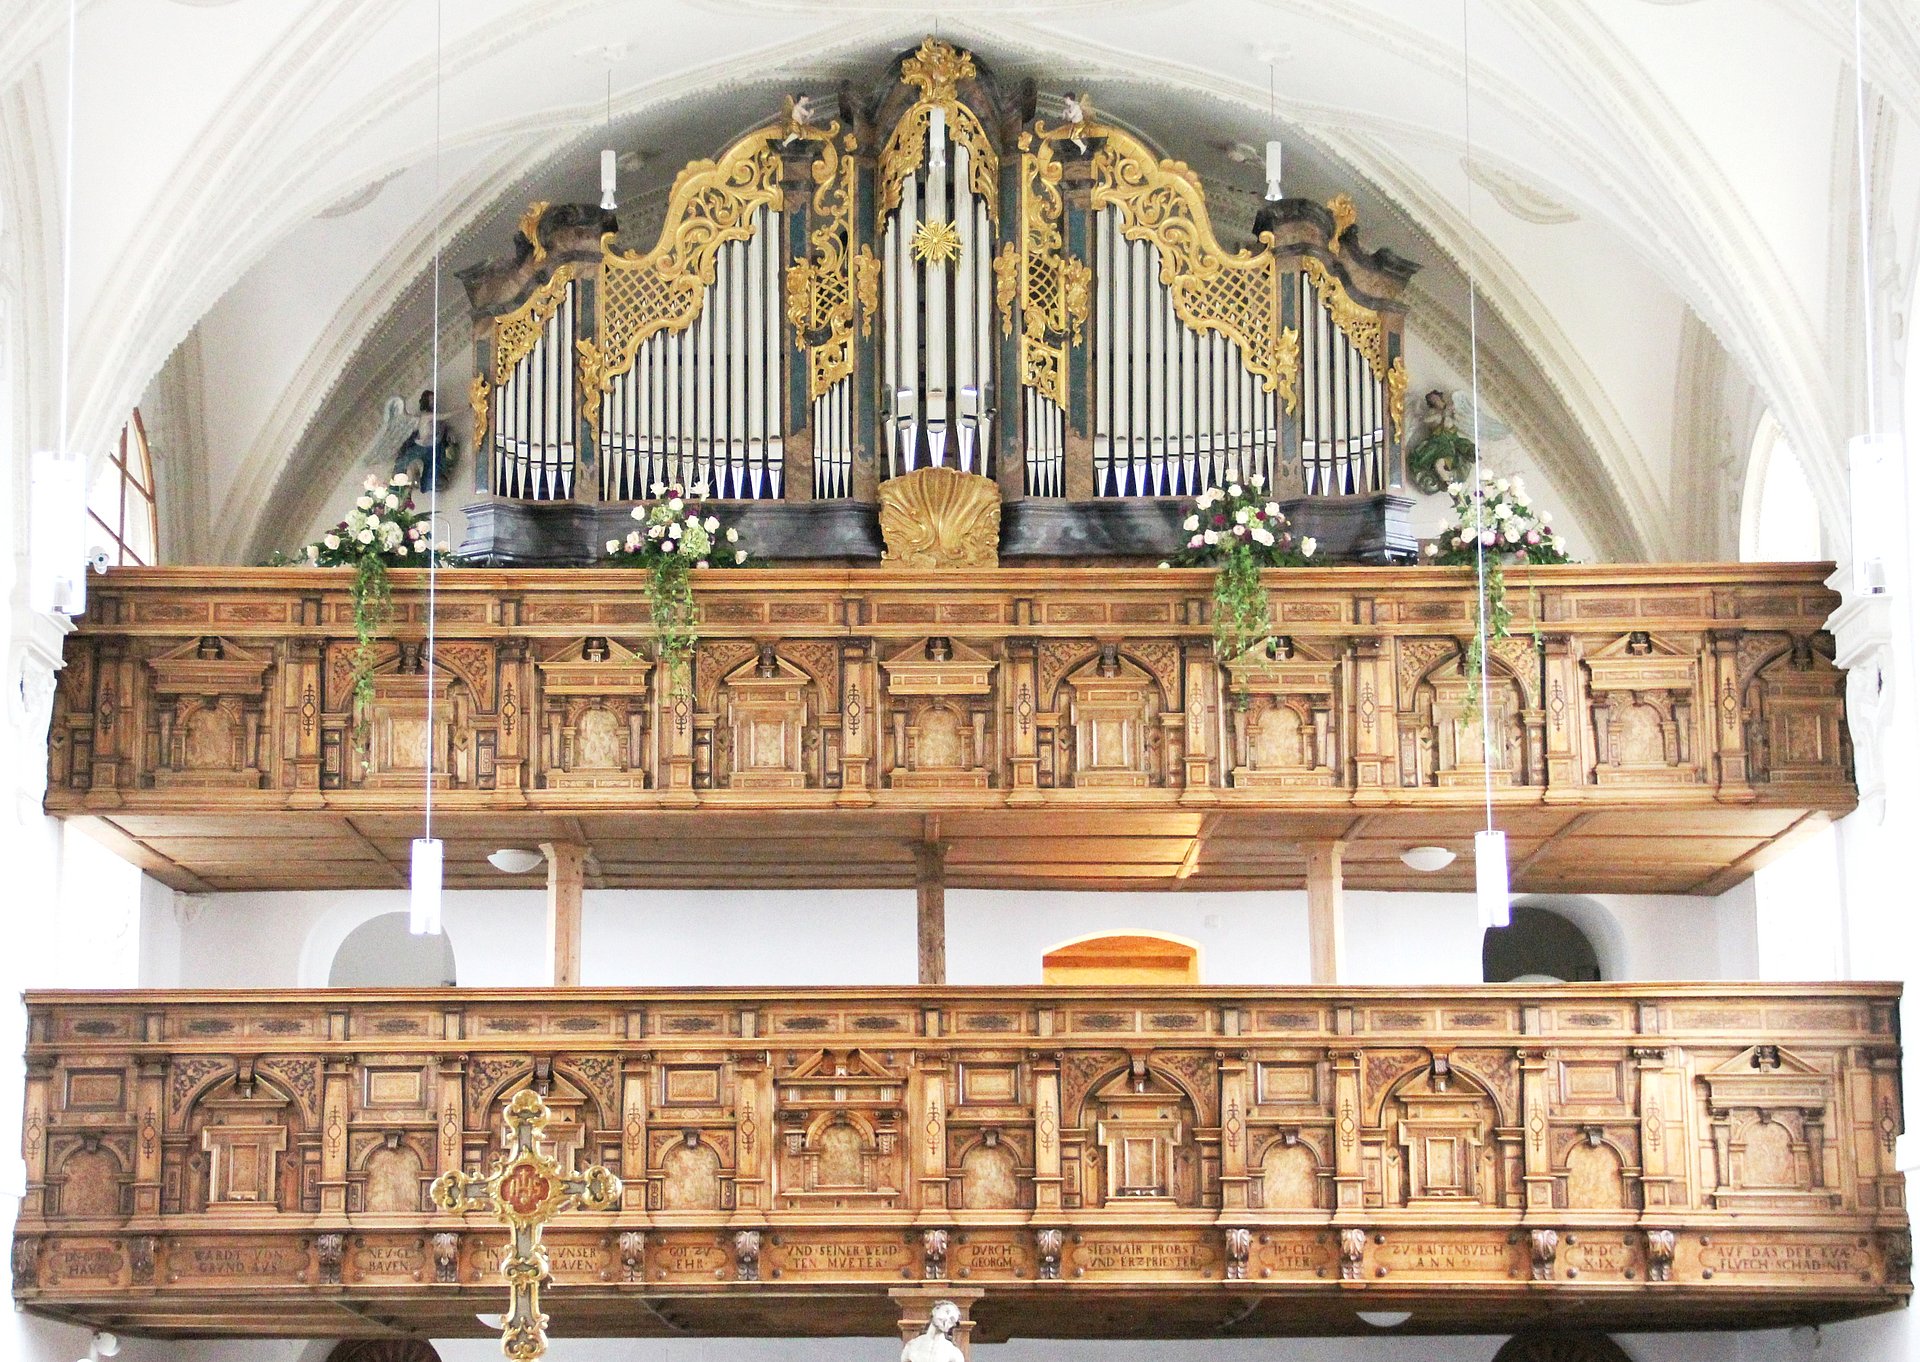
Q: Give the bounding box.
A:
[430,1088,623,1361]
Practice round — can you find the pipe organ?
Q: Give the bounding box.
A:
[457,39,1419,564]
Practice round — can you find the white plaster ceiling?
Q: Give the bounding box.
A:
[0,0,1915,564]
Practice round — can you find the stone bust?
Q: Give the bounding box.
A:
[900,1300,964,1362]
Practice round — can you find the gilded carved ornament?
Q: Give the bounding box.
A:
[878,466,1001,569]
[1013,131,1093,409]
[518,200,550,263]
[1301,254,1387,376]
[1089,124,1299,412]
[594,124,791,393]
[878,40,999,226]
[473,264,576,456]
[1386,353,1408,446]
[1326,193,1357,254]
[784,127,865,399]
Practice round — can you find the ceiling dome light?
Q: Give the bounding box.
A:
[1357,1310,1413,1329]
[1399,845,1456,873]
[487,848,544,874]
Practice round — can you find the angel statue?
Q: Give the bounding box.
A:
[901,1300,964,1362]
[1404,387,1507,495]
[387,388,459,493]
[1060,91,1092,153]
[781,94,816,144]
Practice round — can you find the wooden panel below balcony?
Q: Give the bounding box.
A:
[45,563,1854,895]
[12,985,1908,1339]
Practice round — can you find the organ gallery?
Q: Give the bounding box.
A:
[4,26,1910,1362]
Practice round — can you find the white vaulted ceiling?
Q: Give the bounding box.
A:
[0,0,1914,564]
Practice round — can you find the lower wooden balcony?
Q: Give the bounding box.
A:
[13,984,1907,1341]
[45,562,1854,895]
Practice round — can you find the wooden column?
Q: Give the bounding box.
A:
[1305,840,1345,985]
[916,839,948,986]
[318,1058,352,1213]
[1032,1051,1063,1212]
[540,840,586,987]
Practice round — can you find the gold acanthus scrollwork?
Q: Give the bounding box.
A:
[474,265,578,455]
[784,126,863,400]
[1386,353,1408,447]
[1326,193,1357,254]
[518,200,550,263]
[469,376,491,463]
[878,40,999,227]
[594,124,790,394]
[1090,125,1299,412]
[492,266,578,385]
[1300,254,1387,377]
[576,337,608,449]
[1016,132,1093,409]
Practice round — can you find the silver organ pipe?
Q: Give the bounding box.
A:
[492,278,578,501]
[1296,268,1389,497]
[883,107,994,479]
[1090,206,1278,497]
[599,204,785,500]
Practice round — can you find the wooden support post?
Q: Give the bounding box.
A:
[916,837,948,986]
[1305,840,1345,985]
[540,840,586,987]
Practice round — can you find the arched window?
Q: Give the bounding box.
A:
[1041,932,1200,985]
[328,912,456,987]
[1483,906,1602,983]
[87,410,158,566]
[1740,414,1822,562]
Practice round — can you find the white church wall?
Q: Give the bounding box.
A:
[162,880,1760,994]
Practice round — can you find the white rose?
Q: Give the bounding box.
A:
[1446,482,1463,496]
[1252,527,1275,547]
[1300,536,1318,557]
[690,481,710,498]
[356,496,374,511]
[704,516,719,532]
[305,544,319,562]
[650,481,666,496]
[647,524,664,539]
[1424,542,1439,557]
[1203,529,1219,545]
[1494,477,1510,493]
[363,475,382,493]
[1264,502,1280,518]
[1228,483,1243,497]
[668,497,684,512]
[1249,473,1265,489]
[606,539,620,554]
[1183,515,1200,531]
[390,472,411,486]
[384,493,400,508]
[435,540,448,552]
[323,533,340,550]
[356,528,375,545]
[725,527,739,543]
[735,549,747,563]
[395,543,409,557]
[1157,560,1171,569]
[1235,507,1251,524]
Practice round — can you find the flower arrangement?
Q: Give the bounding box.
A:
[602,480,749,690]
[1425,469,1572,706]
[1160,469,1317,662]
[296,472,450,724]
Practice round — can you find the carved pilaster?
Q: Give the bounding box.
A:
[1179,638,1220,799]
[838,636,877,805]
[1541,634,1582,789]
[133,1058,166,1216]
[1348,638,1393,793]
[1032,1053,1062,1212]
[318,1058,352,1213]
[731,1053,772,1217]
[285,639,324,798]
[914,1051,952,1211]
[1332,1050,1363,1212]
[1520,1048,1554,1212]
[1708,630,1751,795]
[435,1054,466,1184]
[1632,1046,1686,1211]
[495,636,532,793]
[1218,1051,1250,1209]
[620,1054,652,1212]
[1006,637,1041,800]
[21,1058,52,1216]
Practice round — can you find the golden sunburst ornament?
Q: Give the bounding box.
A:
[910,219,962,265]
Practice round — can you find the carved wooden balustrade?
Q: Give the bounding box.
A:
[13,984,1906,1340]
[43,563,1852,894]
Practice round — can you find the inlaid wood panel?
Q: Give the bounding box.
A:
[12,984,1906,1340]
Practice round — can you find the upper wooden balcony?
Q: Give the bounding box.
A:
[44,561,1852,895]
[12,982,1907,1341]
